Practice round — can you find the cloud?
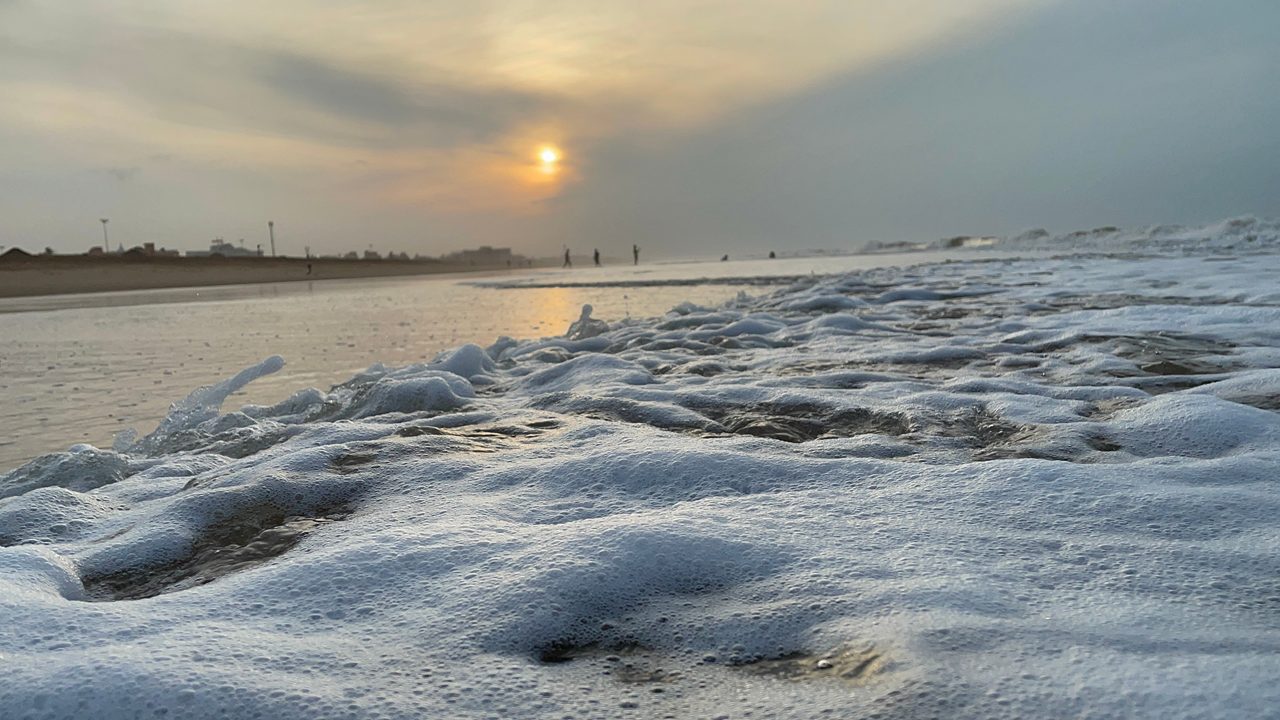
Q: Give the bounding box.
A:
[545,0,1280,254]
[0,0,1032,154]
[254,50,554,144]
[4,0,1274,257]
[0,23,561,151]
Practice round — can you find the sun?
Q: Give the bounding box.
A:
[537,146,561,173]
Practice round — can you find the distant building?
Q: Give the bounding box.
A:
[122,242,181,257]
[363,250,382,260]
[441,246,517,266]
[187,240,263,258]
[343,251,359,260]
[0,247,32,262]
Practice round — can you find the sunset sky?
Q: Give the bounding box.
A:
[1,0,1277,258]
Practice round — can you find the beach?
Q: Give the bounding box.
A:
[0,253,527,298]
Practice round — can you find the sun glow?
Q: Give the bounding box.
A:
[537,146,561,173]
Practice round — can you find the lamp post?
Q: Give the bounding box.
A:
[268,220,276,257]
[99,218,109,251]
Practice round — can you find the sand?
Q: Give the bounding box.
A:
[0,254,525,298]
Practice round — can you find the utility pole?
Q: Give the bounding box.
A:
[268,220,276,257]
[100,218,109,250]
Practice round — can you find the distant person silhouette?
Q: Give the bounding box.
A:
[633,244,639,265]
[721,254,729,262]
[593,248,601,266]
[563,248,572,268]
[768,251,776,259]
[306,262,312,275]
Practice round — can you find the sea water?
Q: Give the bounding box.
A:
[2,222,1279,719]
[0,252,954,470]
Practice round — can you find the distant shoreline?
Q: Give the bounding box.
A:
[0,254,534,298]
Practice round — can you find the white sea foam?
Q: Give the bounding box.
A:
[1,241,1279,719]
[977,214,1280,253]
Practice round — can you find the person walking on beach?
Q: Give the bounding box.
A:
[593,248,601,267]
[563,248,572,268]
[632,244,640,265]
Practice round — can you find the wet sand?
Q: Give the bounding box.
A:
[0,254,523,298]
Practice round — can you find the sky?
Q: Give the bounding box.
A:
[1,0,1277,259]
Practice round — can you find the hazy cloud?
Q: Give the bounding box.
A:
[256,51,554,144]
[0,24,558,151]
[0,0,1275,257]
[545,0,1280,255]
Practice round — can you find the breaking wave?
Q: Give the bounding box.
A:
[2,244,1279,719]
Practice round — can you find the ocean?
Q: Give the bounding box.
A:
[2,223,1279,719]
[0,252,954,470]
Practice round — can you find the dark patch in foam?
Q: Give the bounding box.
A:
[528,347,576,364]
[1228,395,1280,412]
[773,361,907,383]
[698,402,912,443]
[128,424,294,461]
[390,421,557,451]
[886,351,982,370]
[1052,294,1236,312]
[81,503,350,601]
[330,451,378,473]
[1138,360,1216,376]
[972,428,1076,462]
[734,644,886,684]
[652,360,737,377]
[163,422,553,486]
[529,395,915,443]
[936,407,1023,449]
[973,431,1121,463]
[634,338,725,356]
[393,425,449,438]
[963,411,1127,463]
[537,642,682,685]
[1130,376,1226,395]
[536,639,594,664]
[1086,434,1123,452]
[1099,334,1238,382]
[207,429,296,459]
[530,393,717,434]
[1081,398,1144,420]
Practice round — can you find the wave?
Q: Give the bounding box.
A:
[2,245,1279,718]
[937,214,1280,252]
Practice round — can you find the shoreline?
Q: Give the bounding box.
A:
[0,254,534,298]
